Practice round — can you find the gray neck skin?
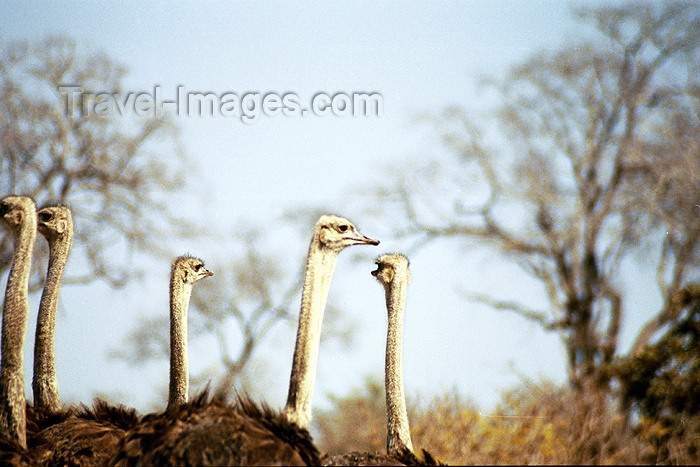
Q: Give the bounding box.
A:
[168,275,193,409]
[33,229,71,412]
[0,211,36,448]
[385,268,414,455]
[284,236,339,430]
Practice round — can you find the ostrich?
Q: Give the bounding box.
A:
[26,206,140,465]
[113,215,379,465]
[0,196,37,448]
[32,205,73,413]
[168,255,214,409]
[322,254,443,466]
[0,196,37,463]
[283,214,380,430]
[31,256,210,465]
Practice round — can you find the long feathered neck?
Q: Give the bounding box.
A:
[0,209,36,448]
[33,227,72,412]
[168,273,193,409]
[284,234,339,430]
[385,268,414,455]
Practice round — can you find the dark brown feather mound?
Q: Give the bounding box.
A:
[25,404,72,436]
[234,393,320,466]
[322,446,446,466]
[75,398,142,431]
[322,451,403,466]
[112,389,320,466]
[1,436,36,465]
[27,399,141,465]
[30,417,129,466]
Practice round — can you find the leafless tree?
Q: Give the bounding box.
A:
[0,35,190,288]
[371,2,699,390]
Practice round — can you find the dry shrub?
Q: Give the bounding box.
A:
[635,412,700,465]
[314,376,386,455]
[409,389,482,465]
[412,380,648,465]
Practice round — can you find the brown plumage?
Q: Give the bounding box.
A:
[112,389,320,466]
[29,400,141,466]
[323,446,443,466]
[322,254,445,466]
[1,436,36,465]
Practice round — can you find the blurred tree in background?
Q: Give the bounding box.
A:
[0,35,189,287]
[613,283,699,464]
[349,1,699,463]
[371,2,699,392]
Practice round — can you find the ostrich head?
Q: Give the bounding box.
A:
[372,253,410,286]
[315,214,380,252]
[37,206,73,240]
[1,196,36,232]
[172,255,214,285]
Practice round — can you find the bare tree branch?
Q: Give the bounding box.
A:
[457,291,559,331]
[1,35,194,288]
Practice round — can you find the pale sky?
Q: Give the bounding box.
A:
[1,0,658,437]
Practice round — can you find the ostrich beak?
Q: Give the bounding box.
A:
[346,232,380,246]
[357,235,380,246]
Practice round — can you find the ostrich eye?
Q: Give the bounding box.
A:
[194,264,202,271]
[39,212,53,222]
[0,202,8,215]
[338,224,349,233]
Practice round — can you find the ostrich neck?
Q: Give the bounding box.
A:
[385,272,414,455]
[284,239,339,430]
[33,233,71,412]
[0,214,36,448]
[168,277,192,409]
